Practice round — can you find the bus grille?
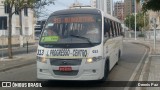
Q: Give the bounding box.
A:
[50,59,82,66]
[53,70,78,76]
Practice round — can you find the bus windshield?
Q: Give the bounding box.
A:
[40,14,102,48]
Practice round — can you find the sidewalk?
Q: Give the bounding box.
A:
[0,52,36,72]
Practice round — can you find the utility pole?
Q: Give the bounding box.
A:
[129,14,131,30]
[153,18,157,50]
[134,0,137,40]
[150,17,157,50]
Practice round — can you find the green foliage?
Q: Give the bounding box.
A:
[124,13,149,31]
[143,0,160,12]
[124,14,134,30]
[137,0,160,12]
[4,0,55,16]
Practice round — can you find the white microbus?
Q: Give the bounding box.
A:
[37,8,123,81]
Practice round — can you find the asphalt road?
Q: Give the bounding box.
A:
[0,42,147,90]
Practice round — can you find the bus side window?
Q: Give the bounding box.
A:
[104,18,110,38]
[110,20,114,37]
[104,18,109,37]
[116,23,119,35]
[114,22,118,36]
[104,19,107,36]
[107,19,111,38]
[119,24,124,36]
[117,23,120,36]
[116,22,119,36]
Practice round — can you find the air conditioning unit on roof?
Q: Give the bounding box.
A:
[71,5,94,9]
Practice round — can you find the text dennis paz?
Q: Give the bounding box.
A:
[138,82,159,87]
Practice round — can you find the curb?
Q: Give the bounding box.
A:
[0,56,36,72]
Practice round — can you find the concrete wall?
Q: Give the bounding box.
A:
[125,30,160,40]
[0,36,35,46]
[96,0,112,15]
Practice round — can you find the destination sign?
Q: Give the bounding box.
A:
[46,49,88,57]
[53,16,95,23]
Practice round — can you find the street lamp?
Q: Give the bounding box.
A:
[135,0,137,40]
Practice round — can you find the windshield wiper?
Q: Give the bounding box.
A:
[70,35,93,45]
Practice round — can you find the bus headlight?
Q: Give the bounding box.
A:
[37,57,47,63]
[86,56,103,63]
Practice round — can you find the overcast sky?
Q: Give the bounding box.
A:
[40,0,122,20]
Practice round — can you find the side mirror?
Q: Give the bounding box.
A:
[104,34,107,37]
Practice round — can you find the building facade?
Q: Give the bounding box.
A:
[114,1,124,21]
[124,0,141,18]
[96,0,113,15]
[124,0,133,18]
[0,0,35,36]
[91,0,96,8]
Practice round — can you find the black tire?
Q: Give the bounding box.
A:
[116,62,118,65]
[100,60,109,82]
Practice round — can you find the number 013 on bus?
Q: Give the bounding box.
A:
[37,8,123,81]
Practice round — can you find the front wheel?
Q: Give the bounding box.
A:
[100,60,109,82]
[116,50,121,65]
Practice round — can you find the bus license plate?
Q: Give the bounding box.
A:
[59,67,72,72]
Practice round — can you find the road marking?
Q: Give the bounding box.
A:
[124,48,148,90]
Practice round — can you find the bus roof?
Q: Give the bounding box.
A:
[51,8,101,16]
[102,12,121,23]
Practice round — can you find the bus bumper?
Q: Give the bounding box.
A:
[37,60,104,81]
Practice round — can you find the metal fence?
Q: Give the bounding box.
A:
[124,30,160,40]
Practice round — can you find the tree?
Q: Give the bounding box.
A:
[137,0,160,12]
[4,0,55,58]
[124,13,149,31]
[124,14,135,30]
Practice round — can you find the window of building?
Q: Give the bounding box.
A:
[0,17,7,30]
[4,4,10,13]
[24,7,28,16]
[25,27,29,35]
[15,27,20,35]
[15,7,19,15]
